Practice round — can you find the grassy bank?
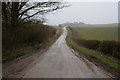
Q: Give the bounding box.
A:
[3,24,62,62]
[66,27,119,77]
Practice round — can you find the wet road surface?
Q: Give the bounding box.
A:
[23,27,109,78]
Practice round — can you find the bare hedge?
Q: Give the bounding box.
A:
[77,39,120,59]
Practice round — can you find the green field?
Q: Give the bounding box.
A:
[73,24,118,41]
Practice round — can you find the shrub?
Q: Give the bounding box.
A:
[98,41,120,59]
[3,24,56,55]
[77,39,120,59]
[78,39,100,50]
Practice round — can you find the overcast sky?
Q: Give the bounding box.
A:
[45,2,118,25]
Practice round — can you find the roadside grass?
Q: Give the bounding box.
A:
[3,48,35,62]
[74,24,118,41]
[66,28,118,70]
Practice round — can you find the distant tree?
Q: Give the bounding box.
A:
[59,24,62,27]
[79,22,84,24]
[25,18,47,24]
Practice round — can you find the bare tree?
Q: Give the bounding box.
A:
[2,0,66,29]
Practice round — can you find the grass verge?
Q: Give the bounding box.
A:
[3,48,35,61]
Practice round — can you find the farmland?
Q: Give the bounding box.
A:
[73,24,118,41]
